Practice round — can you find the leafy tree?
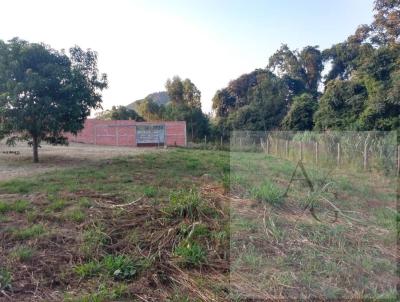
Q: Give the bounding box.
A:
[165,76,208,140]
[282,93,317,130]
[136,98,164,121]
[314,80,368,130]
[96,106,144,121]
[0,38,107,162]
[268,44,323,93]
[164,104,209,141]
[183,79,201,109]
[165,76,184,105]
[370,0,400,45]
[212,70,289,132]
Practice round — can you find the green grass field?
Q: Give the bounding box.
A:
[0,148,398,301]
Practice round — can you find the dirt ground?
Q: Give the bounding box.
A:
[0,141,158,181]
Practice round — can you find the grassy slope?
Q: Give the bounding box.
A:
[230,152,398,300]
[0,148,398,301]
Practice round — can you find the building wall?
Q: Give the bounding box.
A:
[66,119,186,147]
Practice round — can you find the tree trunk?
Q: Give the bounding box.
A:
[190,114,194,141]
[32,135,39,163]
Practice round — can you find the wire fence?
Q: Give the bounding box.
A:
[188,131,399,176]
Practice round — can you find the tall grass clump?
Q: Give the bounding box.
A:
[167,188,203,219]
[250,181,284,205]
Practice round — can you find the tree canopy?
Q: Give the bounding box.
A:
[211,0,399,135]
[0,38,107,162]
[96,105,144,121]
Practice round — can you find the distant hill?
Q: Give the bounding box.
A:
[126,91,170,111]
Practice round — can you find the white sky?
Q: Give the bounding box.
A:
[0,0,373,113]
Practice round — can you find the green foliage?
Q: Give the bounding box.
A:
[102,255,138,281]
[282,93,317,130]
[0,268,11,291]
[174,242,207,267]
[46,198,67,212]
[250,181,284,205]
[75,261,102,278]
[210,2,399,134]
[167,188,202,219]
[13,224,45,240]
[143,186,157,198]
[0,38,107,162]
[96,105,143,121]
[81,227,108,258]
[0,199,31,213]
[66,209,86,223]
[65,284,129,302]
[11,246,34,262]
[75,255,140,281]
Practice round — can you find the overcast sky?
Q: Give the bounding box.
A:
[1,0,374,113]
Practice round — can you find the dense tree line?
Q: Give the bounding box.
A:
[211,0,399,135]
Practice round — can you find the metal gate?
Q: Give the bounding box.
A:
[136,124,165,146]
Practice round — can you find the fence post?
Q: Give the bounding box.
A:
[275,138,279,156]
[204,136,207,145]
[397,145,400,176]
[116,128,119,146]
[363,142,368,170]
[299,141,303,161]
[337,143,341,167]
[220,136,223,146]
[94,126,97,145]
[266,137,269,154]
[239,138,242,149]
[315,141,319,165]
[285,140,289,158]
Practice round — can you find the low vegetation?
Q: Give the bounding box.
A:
[0,148,397,301]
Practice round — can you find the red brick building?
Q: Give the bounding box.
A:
[67,119,186,147]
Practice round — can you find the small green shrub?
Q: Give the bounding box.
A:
[250,181,284,205]
[167,188,202,219]
[0,201,10,213]
[66,209,86,223]
[175,242,206,267]
[0,199,30,213]
[11,246,34,262]
[102,255,138,281]
[64,284,129,302]
[81,227,108,258]
[185,159,200,170]
[143,186,157,198]
[75,261,102,278]
[46,198,67,212]
[13,224,45,240]
[14,200,30,213]
[75,255,139,281]
[0,268,11,291]
[79,198,92,209]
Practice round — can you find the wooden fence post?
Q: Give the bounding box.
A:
[275,138,279,156]
[363,142,368,170]
[299,141,303,161]
[239,138,242,149]
[285,140,289,158]
[266,137,269,154]
[337,143,341,167]
[94,126,97,145]
[397,145,400,176]
[116,128,119,146]
[315,141,319,165]
[220,136,223,146]
[204,136,207,145]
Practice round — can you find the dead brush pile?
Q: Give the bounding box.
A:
[0,184,230,301]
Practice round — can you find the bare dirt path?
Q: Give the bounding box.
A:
[0,142,158,181]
